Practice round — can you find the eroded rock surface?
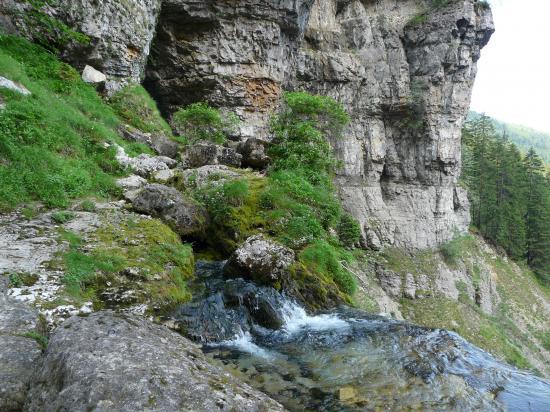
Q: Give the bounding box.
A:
[25,311,285,412]
[1,0,162,90]
[0,293,44,411]
[132,183,208,237]
[224,235,295,285]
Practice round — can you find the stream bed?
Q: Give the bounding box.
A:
[172,261,550,411]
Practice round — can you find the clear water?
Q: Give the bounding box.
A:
[176,261,550,411]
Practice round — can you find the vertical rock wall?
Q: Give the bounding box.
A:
[293,0,494,248]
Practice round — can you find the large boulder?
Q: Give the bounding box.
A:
[224,235,295,285]
[237,138,270,169]
[25,311,285,411]
[132,184,207,238]
[182,143,242,169]
[0,293,45,411]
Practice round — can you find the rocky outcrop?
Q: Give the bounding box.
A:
[115,144,177,178]
[25,311,285,411]
[237,138,271,169]
[0,294,45,411]
[132,183,208,237]
[291,0,493,248]
[224,235,295,285]
[182,143,242,169]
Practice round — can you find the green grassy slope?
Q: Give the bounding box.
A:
[0,35,171,211]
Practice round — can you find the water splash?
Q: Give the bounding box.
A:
[280,300,349,334]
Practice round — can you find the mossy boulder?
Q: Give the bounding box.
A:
[223,235,295,285]
[132,184,208,238]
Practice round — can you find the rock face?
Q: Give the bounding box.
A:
[144,0,315,134]
[224,235,295,285]
[25,311,285,411]
[0,293,44,411]
[132,183,207,237]
[142,0,493,249]
[182,143,242,169]
[294,0,494,249]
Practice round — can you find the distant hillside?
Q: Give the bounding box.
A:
[469,112,550,163]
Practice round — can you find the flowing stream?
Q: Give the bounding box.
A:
[172,261,550,411]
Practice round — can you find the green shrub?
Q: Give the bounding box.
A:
[194,179,249,224]
[270,91,349,184]
[51,211,75,224]
[337,213,361,248]
[109,84,172,135]
[23,331,49,350]
[78,200,96,212]
[172,102,238,145]
[299,240,357,295]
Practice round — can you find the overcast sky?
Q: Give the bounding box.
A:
[470,0,550,132]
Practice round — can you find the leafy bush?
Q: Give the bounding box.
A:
[299,240,357,295]
[270,91,349,184]
[337,213,362,248]
[172,102,238,145]
[51,211,75,224]
[194,179,249,224]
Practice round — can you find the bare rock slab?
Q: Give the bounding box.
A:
[0,293,44,411]
[25,311,285,412]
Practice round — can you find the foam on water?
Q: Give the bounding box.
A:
[280,300,349,334]
[213,329,275,359]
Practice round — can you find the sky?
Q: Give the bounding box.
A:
[470,0,550,133]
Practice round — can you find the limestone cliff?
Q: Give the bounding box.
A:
[0,0,494,249]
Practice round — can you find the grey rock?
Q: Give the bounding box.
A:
[182,143,242,169]
[81,64,106,84]
[224,235,295,285]
[25,311,285,412]
[237,138,270,169]
[145,0,315,138]
[116,175,147,191]
[0,293,44,411]
[119,126,179,158]
[132,184,207,237]
[151,168,180,184]
[293,0,494,249]
[180,165,241,190]
[0,75,31,95]
[115,144,177,177]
